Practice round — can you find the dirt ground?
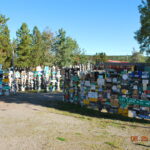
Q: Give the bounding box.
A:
[0,93,150,150]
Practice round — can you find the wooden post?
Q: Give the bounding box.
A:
[56,69,61,91]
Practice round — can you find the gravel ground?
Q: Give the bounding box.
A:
[0,92,150,150]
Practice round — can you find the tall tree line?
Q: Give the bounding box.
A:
[0,14,87,70]
[0,15,12,69]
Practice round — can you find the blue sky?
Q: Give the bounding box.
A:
[0,0,141,55]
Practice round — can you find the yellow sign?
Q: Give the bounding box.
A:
[118,108,128,116]
[83,99,90,105]
[89,98,98,102]
[3,79,9,83]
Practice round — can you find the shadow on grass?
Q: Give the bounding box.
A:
[134,143,150,147]
[0,92,150,125]
[53,101,150,124]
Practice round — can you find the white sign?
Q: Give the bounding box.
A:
[36,66,42,72]
[88,92,98,99]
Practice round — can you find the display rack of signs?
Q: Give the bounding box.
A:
[9,66,62,92]
[63,65,150,120]
[0,65,63,95]
[63,68,80,103]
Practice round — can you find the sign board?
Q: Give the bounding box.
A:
[119,97,150,107]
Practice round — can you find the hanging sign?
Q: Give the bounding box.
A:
[71,76,79,82]
[119,97,150,107]
[88,92,98,102]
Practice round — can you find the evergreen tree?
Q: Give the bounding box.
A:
[11,39,17,69]
[31,26,42,67]
[16,23,32,69]
[135,0,150,54]
[0,14,12,69]
[53,28,79,68]
[41,28,53,66]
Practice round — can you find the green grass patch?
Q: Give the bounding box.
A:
[56,137,66,141]
[105,141,119,148]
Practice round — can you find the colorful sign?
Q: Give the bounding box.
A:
[119,97,150,107]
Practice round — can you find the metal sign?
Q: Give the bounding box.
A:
[119,97,150,107]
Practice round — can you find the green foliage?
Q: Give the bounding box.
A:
[108,55,130,61]
[30,26,43,67]
[53,28,79,68]
[0,14,12,69]
[56,137,66,141]
[135,0,150,54]
[41,28,54,66]
[16,25,53,68]
[146,56,150,62]
[72,49,89,65]
[78,53,89,64]
[93,52,108,64]
[16,23,32,68]
[1,10,150,70]
[130,50,145,62]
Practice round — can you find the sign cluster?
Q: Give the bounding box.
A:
[63,68,150,119]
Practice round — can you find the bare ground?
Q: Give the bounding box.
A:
[0,93,150,150]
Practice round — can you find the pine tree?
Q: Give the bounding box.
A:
[0,14,12,69]
[31,26,42,67]
[135,0,150,54]
[41,28,53,66]
[16,23,32,69]
[3,26,12,68]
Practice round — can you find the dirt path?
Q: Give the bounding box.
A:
[0,93,150,150]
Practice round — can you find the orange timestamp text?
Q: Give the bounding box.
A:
[131,136,149,142]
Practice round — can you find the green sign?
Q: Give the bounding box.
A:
[3,86,10,90]
[119,97,150,107]
[71,76,79,82]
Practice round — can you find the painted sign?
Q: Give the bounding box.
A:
[119,97,150,107]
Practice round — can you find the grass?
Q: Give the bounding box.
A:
[134,143,150,148]
[105,141,119,148]
[53,101,150,124]
[56,137,66,141]
[1,92,149,150]
[108,122,123,128]
[75,132,82,135]
[25,90,62,93]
